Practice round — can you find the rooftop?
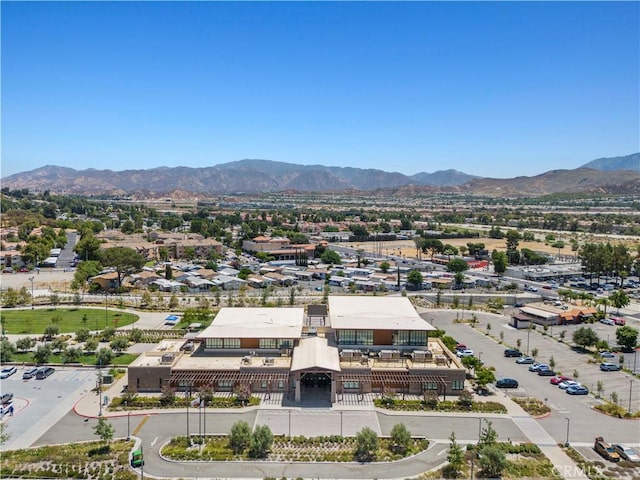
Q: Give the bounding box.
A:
[196,307,305,339]
[328,296,437,331]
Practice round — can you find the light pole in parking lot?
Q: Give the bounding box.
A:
[627,379,635,414]
[29,276,35,309]
[564,417,570,447]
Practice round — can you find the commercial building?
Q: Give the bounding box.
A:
[127,296,466,404]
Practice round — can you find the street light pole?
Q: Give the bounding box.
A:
[127,410,131,440]
[29,276,35,309]
[628,379,635,414]
[288,409,291,437]
[340,411,343,436]
[105,293,108,327]
[564,417,570,447]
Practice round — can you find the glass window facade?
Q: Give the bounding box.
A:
[338,330,373,345]
[394,330,427,346]
[423,382,439,391]
[452,380,464,390]
[205,338,240,349]
[342,381,360,389]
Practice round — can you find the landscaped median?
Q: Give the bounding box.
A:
[0,439,138,480]
[161,421,428,463]
[373,392,507,413]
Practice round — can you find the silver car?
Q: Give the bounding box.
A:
[613,444,640,463]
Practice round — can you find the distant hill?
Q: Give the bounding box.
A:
[2,156,638,197]
[0,160,476,195]
[461,168,640,196]
[580,153,639,172]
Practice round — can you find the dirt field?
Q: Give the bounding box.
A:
[353,238,577,260]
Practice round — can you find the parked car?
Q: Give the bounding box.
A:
[594,437,620,462]
[600,362,621,372]
[456,349,474,358]
[0,393,13,404]
[600,318,615,326]
[35,366,55,379]
[524,285,538,292]
[516,356,535,364]
[610,317,626,326]
[566,385,589,395]
[496,378,519,388]
[550,375,572,385]
[0,366,17,379]
[558,380,581,390]
[22,367,39,380]
[537,368,556,376]
[599,351,615,358]
[455,343,467,351]
[529,363,549,372]
[503,349,522,358]
[612,444,640,463]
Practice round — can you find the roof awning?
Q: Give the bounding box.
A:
[171,370,290,386]
[290,337,341,372]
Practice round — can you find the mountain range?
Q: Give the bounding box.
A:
[1,153,638,197]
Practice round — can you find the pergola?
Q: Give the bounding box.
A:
[171,369,290,390]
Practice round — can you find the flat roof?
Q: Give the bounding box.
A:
[328,296,437,331]
[520,306,559,320]
[196,307,304,339]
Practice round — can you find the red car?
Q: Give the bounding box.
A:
[550,375,571,385]
[611,317,626,326]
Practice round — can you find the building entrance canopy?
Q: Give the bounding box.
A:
[290,336,341,373]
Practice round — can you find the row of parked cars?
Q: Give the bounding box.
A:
[594,436,640,463]
[1,365,55,380]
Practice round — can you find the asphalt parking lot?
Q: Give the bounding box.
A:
[1,366,97,450]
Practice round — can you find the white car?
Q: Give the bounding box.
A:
[0,366,17,379]
[600,318,615,326]
[558,380,581,390]
[456,349,474,358]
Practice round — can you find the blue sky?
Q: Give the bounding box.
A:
[2,1,639,179]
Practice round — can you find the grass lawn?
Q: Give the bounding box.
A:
[11,351,140,366]
[1,308,138,334]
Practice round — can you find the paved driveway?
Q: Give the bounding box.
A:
[423,310,640,445]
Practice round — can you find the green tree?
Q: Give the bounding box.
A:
[0,338,16,362]
[43,324,60,340]
[109,337,129,353]
[475,367,496,391]
[479,445,507,478]
[75,328,92,342]
[99,247,145,287]
[478,420,498,447]
[129,328,143,343]
[407,269,423,290]
[159,384,177,406]
[93,415,115,445]
[33,344,52,364]
[531,347,538,360]
[96,347,114,366]
[320,249,341,265]
[609,289,630,313]
[1,288,20,308]
[74,233,103,262]
[15,336,35,352]
[491,251,508,275]
[615,326,638,351]
[390,423,411,455]
[249,424,273,459]
[446,431,464,478]
[379,261,390,273]
[505,230,522,264]
[573,326,599,349]
[354,427,379,462]
[447,258,469,276]
[84,338,99,353]
[62,346,82,363]
[229,421,252,454]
